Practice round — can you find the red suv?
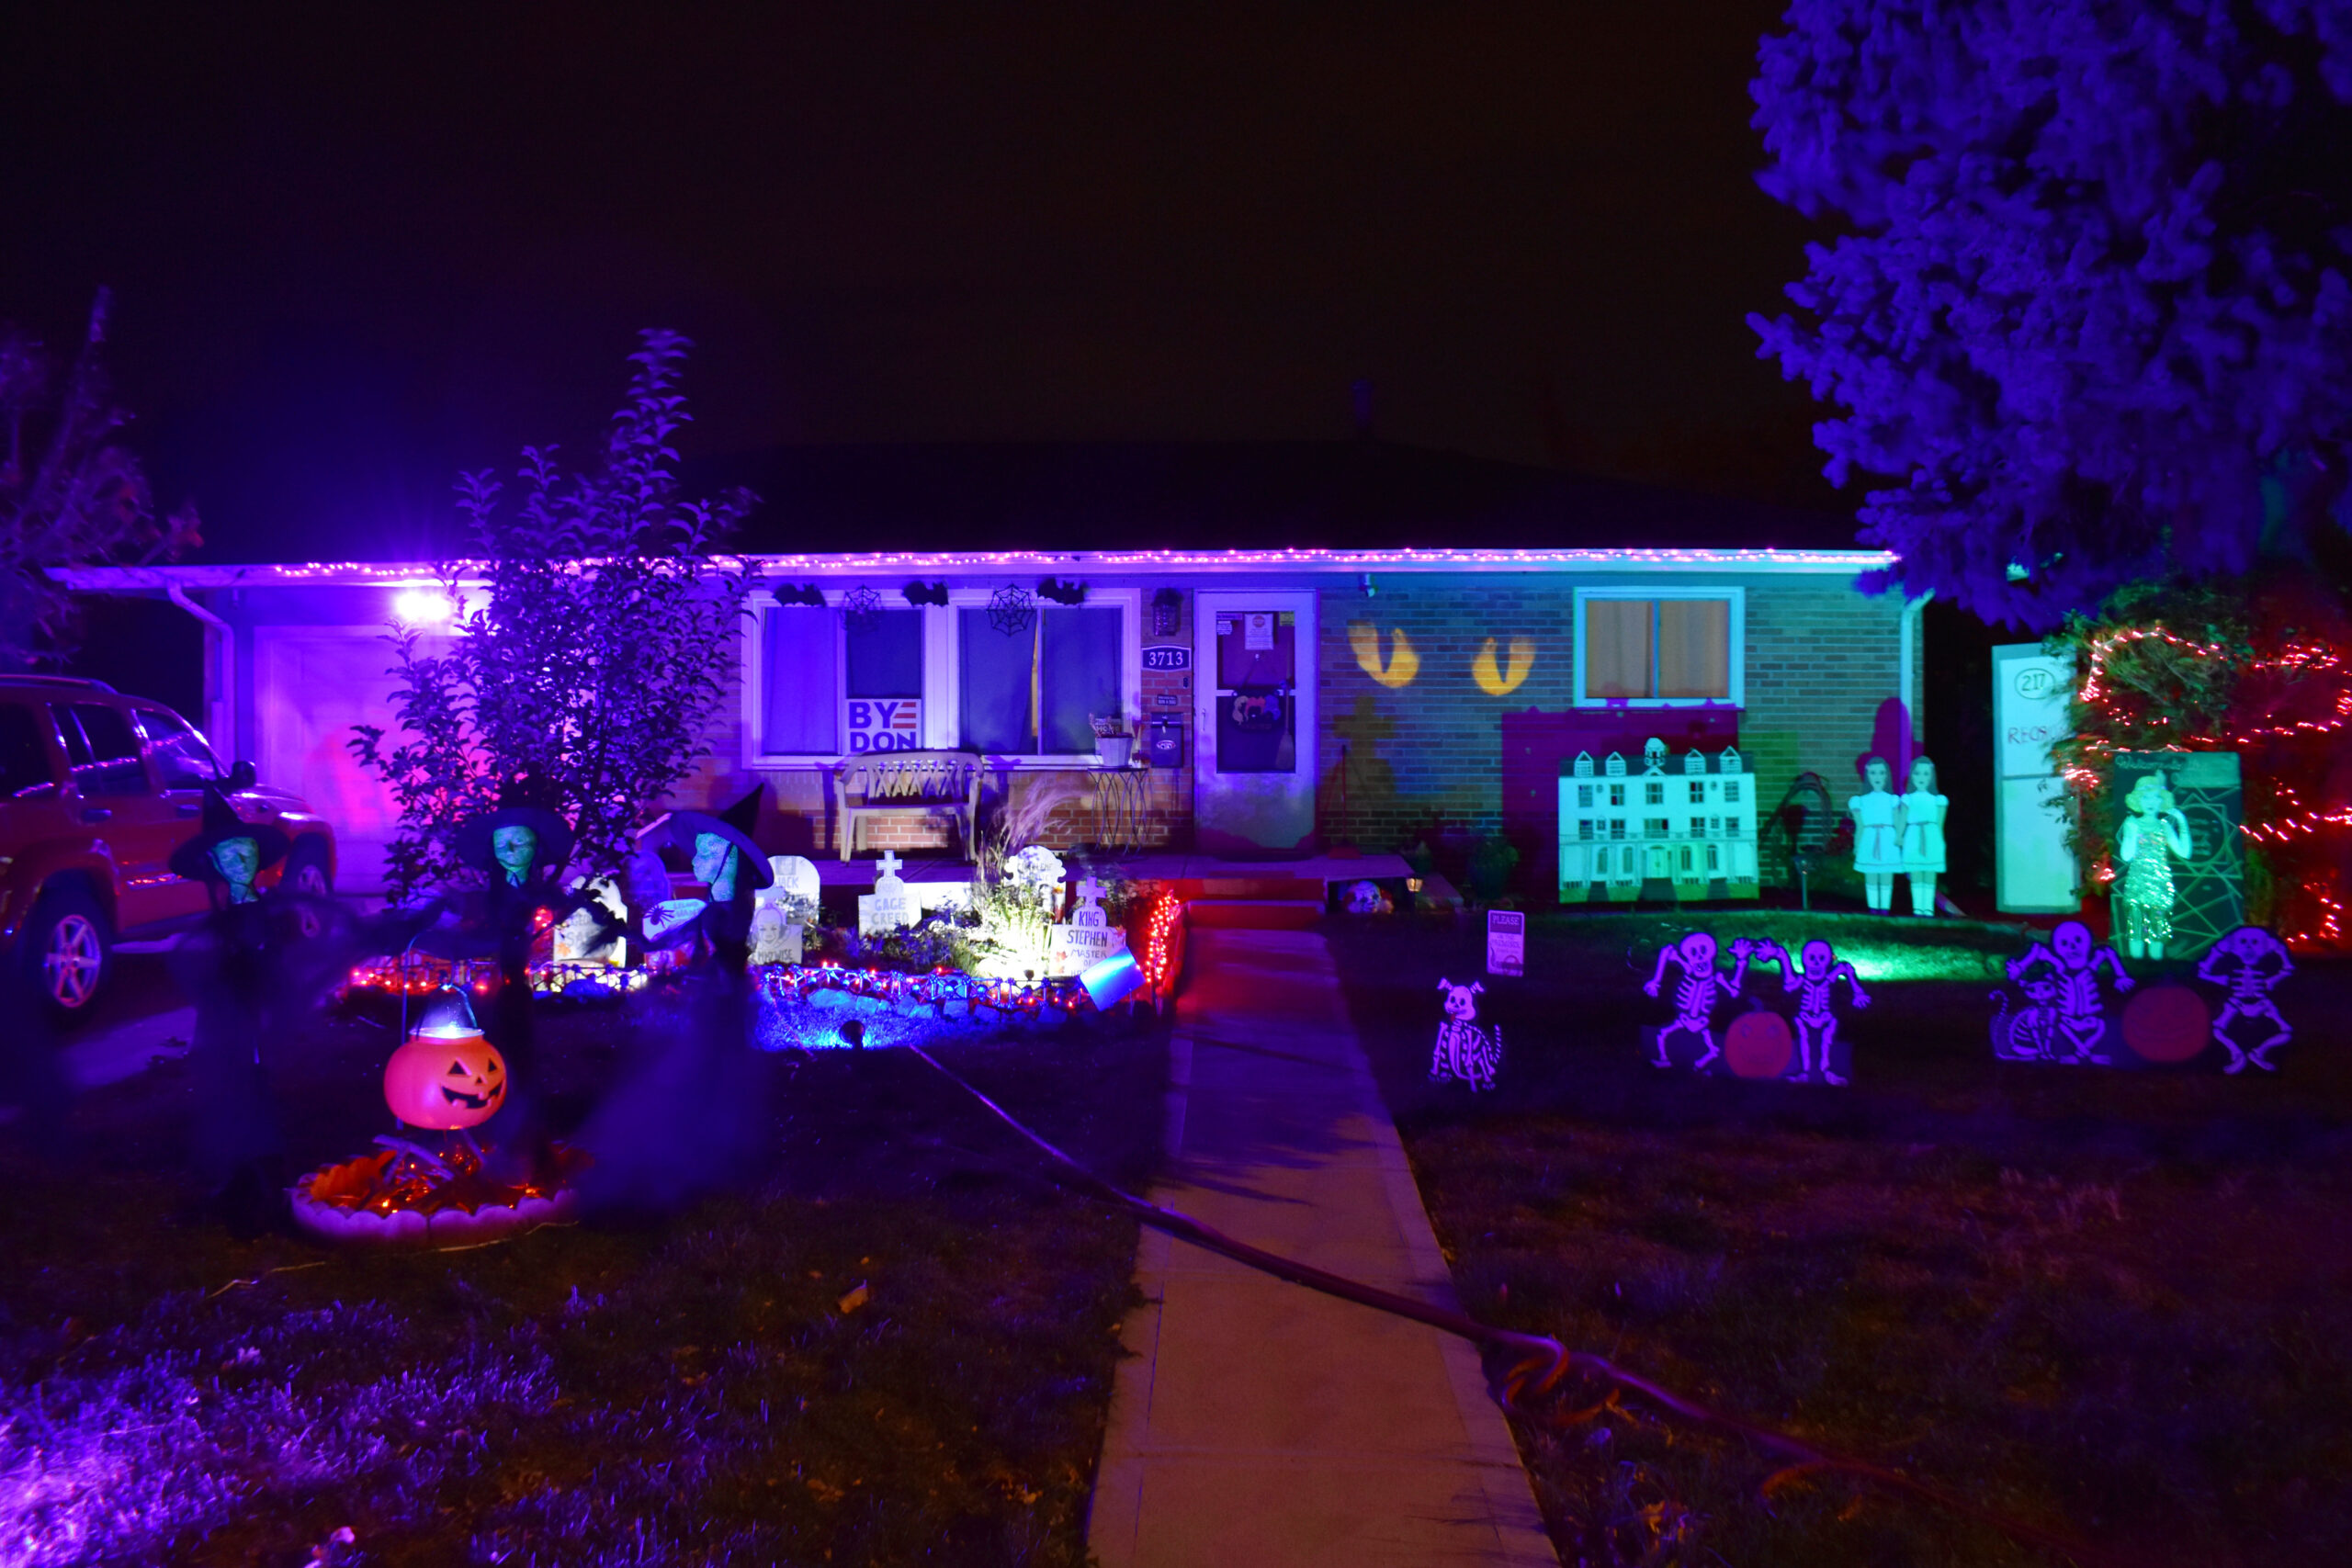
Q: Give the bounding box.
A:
[0,676,337,1017]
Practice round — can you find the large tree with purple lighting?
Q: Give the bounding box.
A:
[351,332,759,899]
[1750,1,2352,629]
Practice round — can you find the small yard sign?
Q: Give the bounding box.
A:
[1486,909,1524,977]
[845,698,922,753]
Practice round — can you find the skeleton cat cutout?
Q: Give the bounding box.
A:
[1997,919,2134,1064]
[1643,932,1756,1072]
[1430,978,1502,1091]
[2198,926,2293,1074]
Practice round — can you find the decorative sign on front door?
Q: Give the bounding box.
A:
[845,698,922,753]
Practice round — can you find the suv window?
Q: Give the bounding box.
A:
[60,702,152,796]
[134,706,220,790]
[0,702,56,797]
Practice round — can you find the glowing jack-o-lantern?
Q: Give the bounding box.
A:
[383,986,508,1130]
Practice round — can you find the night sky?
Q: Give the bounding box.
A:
[2,5,1836,562]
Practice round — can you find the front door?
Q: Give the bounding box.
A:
[1193,590,1317,855]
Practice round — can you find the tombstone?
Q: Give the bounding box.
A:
[749,902,804,965]
[858,849,922,936]
[1048,874,1128,976]
[764,854,820,908]
[555,875,629,965]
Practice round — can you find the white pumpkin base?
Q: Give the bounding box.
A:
[292,1143,590,1251]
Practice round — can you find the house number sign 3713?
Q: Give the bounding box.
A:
[1141,646,1191,671]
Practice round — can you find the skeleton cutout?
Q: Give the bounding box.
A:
[1430,978,1502,1091]
[1999,919,2134,1064]
[1751,937,1868,1084]
[2197,926,2294,1074]
[1642,932,1756,1072]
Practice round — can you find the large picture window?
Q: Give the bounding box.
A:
[746,591,1136,763]
[957,606,1122,755]
[1574,589,1742,706]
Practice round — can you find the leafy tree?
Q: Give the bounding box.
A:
[1751,1,2352,629]
[0,289,199,668]
[351,332,759,900]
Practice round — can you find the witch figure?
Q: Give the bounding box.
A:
[577,785,776,1216]
[443,788,611,1175]
[167,786,324,1235]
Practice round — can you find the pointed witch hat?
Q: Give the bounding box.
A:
[169,784,291,883]
[640,784,775,890]
[453,782,576,879]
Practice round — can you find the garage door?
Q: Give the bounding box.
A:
[254,626,451,896]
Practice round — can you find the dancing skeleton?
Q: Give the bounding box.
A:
[2006,920,2134,1064]
[2198,927,2294,1074]
[1643,932,1755,1072]
[1757,938,1870,1085]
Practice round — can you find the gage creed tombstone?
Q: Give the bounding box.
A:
[857,849,921,936]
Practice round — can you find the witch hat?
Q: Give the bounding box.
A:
[454,783,576,879]
[169,784,291,883]
[639,784,775,890]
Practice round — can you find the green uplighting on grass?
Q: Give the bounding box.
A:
[1816,942,2007,984]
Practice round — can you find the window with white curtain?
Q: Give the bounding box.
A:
[1573,588,1742,706]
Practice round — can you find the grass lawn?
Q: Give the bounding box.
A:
[1327,908,2352,1568]
[1,987,1162,1566]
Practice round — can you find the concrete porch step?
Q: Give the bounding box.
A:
[1187,898,1325,931]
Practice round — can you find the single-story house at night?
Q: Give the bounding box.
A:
[58,443,1918,897]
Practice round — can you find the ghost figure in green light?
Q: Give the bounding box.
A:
[2115,772,2192,961]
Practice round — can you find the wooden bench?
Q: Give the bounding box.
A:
[833,750,983,862]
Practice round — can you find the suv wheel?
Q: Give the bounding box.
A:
[27,885,110,1016]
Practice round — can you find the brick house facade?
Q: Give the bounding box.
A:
[62,444,1917,895]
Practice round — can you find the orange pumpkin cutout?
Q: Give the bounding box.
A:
[384,987,509,1129]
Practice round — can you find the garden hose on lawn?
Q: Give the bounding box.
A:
[905,1043,2121,1568]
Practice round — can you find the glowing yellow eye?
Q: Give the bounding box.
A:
[1472,637,1536,696]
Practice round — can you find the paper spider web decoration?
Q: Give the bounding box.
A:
[989,582,1035,637]
[841,584,885,626]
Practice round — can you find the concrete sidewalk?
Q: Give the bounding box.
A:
[1088,928,1556,1567]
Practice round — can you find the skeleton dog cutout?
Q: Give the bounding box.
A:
[2198,926,2294,1074]
[1430,978,1502,1091]
[2000,919,2134,1065]
[1643,932,1755,1072]
[1749,937,1869,1084]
